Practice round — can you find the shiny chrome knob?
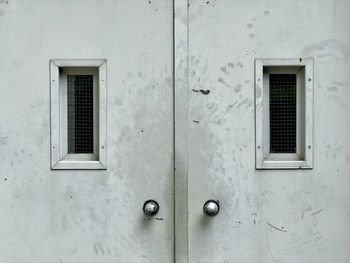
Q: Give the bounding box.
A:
[143,200,160,216]
[203,200,220,217]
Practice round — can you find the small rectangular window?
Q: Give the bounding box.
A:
[50,59,107,169]
[269,74,297,154]
[255,58,313,169]
[67,74,94,154]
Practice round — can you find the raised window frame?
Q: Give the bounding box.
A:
[50,59,107,170]
[255,58,314,169]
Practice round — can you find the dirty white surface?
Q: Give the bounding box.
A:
[1,0,350,263]
[0,0,174,262]
[188,0,350,262]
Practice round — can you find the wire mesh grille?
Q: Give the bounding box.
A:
[67,75,94,154]
[269,74,297,153]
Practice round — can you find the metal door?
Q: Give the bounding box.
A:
[0,1,174,262]
[181,0,350,262]
[2,1,350,262]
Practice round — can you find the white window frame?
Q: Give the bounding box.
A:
[50,59,107,170]
[255,58,313,169]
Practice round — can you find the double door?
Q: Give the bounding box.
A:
[0,0,349,262]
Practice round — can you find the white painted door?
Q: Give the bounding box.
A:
[186,0,350,262]
[0,1,174,262]
[2,1,350,262]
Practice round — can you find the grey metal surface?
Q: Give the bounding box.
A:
[187,0,350,262]
[174,0,190,262]
[0,1,174,262]
[0,0,350,262]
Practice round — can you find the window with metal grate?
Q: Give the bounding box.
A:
[67,75,94,154]
[50,60,107,169]
[255,58,314,169]
[269,74,297,153]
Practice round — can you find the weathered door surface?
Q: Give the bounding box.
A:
[0,1,174,262]
[1,0,350,262]
[187,0,350,262]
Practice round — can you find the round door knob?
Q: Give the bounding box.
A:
[143,200,160,216]
[203,200,220,217]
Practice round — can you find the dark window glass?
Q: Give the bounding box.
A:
[67,75,94,154]
[269,74,297,153]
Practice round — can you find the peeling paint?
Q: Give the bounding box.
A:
[192,89,210,95]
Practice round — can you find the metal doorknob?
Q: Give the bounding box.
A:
[203,200,220,217]
[143,200,160,216]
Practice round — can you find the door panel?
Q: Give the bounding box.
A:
[188,0,350,262]
[0,1,173,262]
[2,1,350,262]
